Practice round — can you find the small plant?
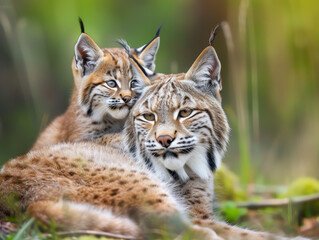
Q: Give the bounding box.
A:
[220,201,247,223]
[214,164,246,202]
[282,177,319,221]
[3,218,34,240]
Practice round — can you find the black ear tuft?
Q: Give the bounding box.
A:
[136,24,163,54]
[155,24,163,38]
[209,24,220,46]
[132,25,162,72]
[79,17,85,33]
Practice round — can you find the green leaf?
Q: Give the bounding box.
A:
[220,201,247,223]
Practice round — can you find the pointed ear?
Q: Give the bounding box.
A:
[116,38,156,86]
[185,46,222,97]
[74,33,103,76]
[134,25,162,71]
[130,58,151,89]
[134,37,160,72]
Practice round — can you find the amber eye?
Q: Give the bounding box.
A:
[178,109,193,118]
[143,113,155,121]
[130,80,139,89]
[106,80,117,88]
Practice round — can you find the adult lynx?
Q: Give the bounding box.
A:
[123,39,307,240]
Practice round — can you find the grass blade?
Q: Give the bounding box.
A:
[13,218,34,240]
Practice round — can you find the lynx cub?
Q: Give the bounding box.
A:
[32,27,160,150]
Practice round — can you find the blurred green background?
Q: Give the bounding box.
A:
[0,0,318,185]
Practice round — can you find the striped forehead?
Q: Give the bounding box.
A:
[144,78,195,111]
[102,48,131,78]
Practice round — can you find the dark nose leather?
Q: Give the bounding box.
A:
[122,95,131,103]
[157,135,174,148]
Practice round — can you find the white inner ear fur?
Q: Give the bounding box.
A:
[74,34,103,71]
[185,47,221,86]
[138,38,160,72]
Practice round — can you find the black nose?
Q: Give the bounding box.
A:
[122,95,131,103]
[157,135,174,148]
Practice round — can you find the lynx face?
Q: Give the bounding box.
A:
[126,46,230,181]
[72,32,159,122]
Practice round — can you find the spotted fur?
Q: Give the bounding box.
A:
[124,44,307,240]
[0,142,221,239]
[5,26,306,240]
[32,30,160,150]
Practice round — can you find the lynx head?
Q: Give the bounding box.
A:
[71,30,159,122]
[125,46,230,181]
